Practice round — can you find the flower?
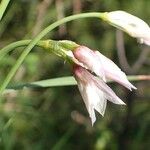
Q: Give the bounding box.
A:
[73,46,106,81]
[73,65,125,125]
[71,45,137,125]
[73,46,136,90]
[103,11,150,46]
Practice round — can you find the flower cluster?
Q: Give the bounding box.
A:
[71,46,136,125]
[46,10,149,125]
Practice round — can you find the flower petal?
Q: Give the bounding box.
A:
[73,46,106,81]
[93,76,126,105]
[94,50,137,90]
[77,75,106,125]
[73,46,136,90]
[74,66,125,125]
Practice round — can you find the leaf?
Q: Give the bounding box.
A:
[6,75,150,91]
[7,76,77,90]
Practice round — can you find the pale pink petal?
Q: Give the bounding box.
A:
[93,76,126,105]
[75,69,107,125]
[74,66,125,125]
[94,51,137,90]
[73,46,106,81]
[73,46,136,90]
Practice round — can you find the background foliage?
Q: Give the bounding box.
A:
[0,0,150,150]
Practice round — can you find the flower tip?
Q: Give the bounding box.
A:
[123,81,137,91]
[101,112,105,117]
[121,101,126,105]
[115,97,126,105]
[118,99,126,105]
[90,115,96,126]
[91,121,95,126]
[132,87,137,91]
[118,100,126,105]
[130,84,137,91]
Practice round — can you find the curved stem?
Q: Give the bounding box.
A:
[0,40,46,60]
[0,12,104,94]
[0,0,10,21]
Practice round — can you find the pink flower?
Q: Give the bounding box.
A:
[73,46,136,90]
[73,46,106,81]
[73,66,125,125]
[71,45,137,125]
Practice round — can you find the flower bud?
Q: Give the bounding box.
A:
[103,11,150,46]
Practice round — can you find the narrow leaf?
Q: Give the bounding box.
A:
[6,75,150,90]
[7,76,77,90]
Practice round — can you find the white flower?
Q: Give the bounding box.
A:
[73,46,136,90]
[73,66,125,125]
[103,10,150,46]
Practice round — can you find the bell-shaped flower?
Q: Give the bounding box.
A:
[73,46,136,90]
[73,65,125,125]
[103,11,150,46]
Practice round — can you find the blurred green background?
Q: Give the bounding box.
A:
[0,0,150,150]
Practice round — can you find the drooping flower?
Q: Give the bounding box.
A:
[73,46,136,90]
[64,44,137,125]
[103,11,150,46]
[73,65,125,125]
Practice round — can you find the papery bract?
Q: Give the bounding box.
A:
[73,66,125,125]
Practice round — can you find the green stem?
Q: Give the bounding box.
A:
[0,3,18,37]
[0,0,10,21]
[0,12,104,94]
[0,40,47,60]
